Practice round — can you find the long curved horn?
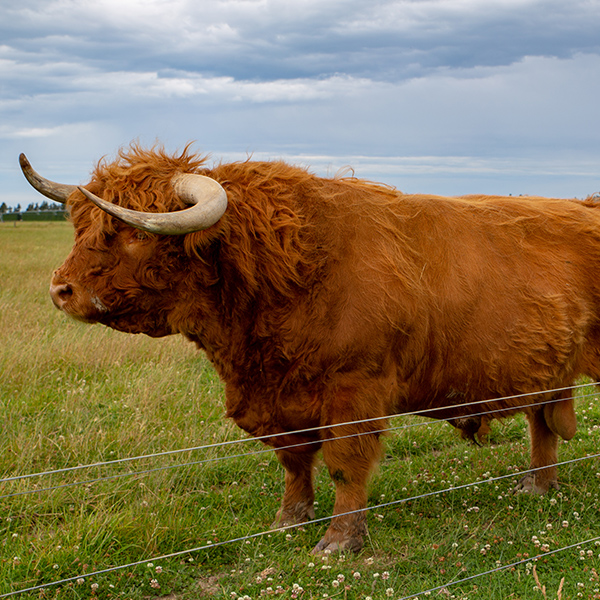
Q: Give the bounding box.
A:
[19,154,78,204]
[77,172,228,235]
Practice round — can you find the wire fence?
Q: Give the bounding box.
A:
[2,381,599,598]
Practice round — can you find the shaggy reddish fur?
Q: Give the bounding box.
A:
[52,144,600,552]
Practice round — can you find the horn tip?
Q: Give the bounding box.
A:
[19,153,30,170]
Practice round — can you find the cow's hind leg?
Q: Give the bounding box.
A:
[514,390,577,494]
[515,407,560,494]
[272,448,318,527]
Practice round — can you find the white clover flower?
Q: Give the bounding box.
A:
[385,588,394,597]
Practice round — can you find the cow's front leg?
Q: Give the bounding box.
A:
[312,422,383,553]
[515,407,560,494]
[272,448,318,527]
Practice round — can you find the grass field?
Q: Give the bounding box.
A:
[1,222,599,600]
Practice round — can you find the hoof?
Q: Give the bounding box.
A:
[311,534,364,554]
[513,474,558,495]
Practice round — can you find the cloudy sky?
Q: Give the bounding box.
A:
[2,0,600,208]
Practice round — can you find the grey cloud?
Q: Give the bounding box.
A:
[3,0,600,82]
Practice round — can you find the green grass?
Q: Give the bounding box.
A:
[1,222,599,600]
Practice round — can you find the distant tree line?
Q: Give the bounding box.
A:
[0,201,67,222]
[0,200,66,214]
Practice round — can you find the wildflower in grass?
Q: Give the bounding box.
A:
[353,571,361,580]
[562,520,569,528]
[332,580,340,588]
[91,583,99,591]
[77,578,85,585]
[150,579,160,589]
[386,588,394,597]
[382,571,390,580]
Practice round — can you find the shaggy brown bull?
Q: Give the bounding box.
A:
[20,145,594,553]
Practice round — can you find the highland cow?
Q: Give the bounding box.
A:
[21,145,595,553]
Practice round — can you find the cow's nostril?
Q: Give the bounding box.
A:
[50,282,73,309]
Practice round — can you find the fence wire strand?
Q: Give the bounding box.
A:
[1,385,596,500]
[2,381,597,489]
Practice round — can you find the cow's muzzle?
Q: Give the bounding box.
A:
[49,281,73,311]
